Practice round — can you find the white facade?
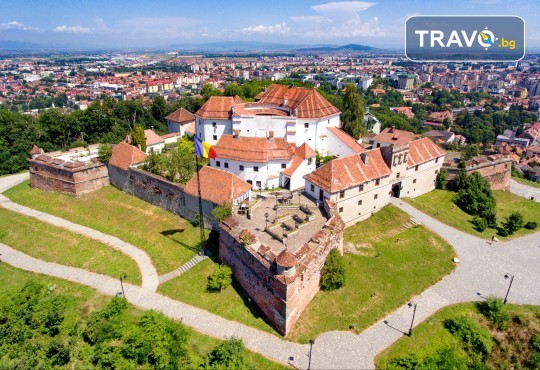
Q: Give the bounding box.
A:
[210,157,287,190]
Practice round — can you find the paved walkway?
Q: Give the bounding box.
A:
[1,173,539,368]
[0,173,159,292]
[510,179,540,203]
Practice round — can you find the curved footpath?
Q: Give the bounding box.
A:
[510,179,540,203]
[0,173,159,292]
[1,173,539,369]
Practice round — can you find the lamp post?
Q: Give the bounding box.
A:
[264,212,269,230]
[308,339,315,370]
[503,273,514,304]
[119,274,127,298]
[407,301,417,337]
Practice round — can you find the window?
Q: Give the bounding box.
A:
[212,122,217,127]
[374,194,378,199]
[413,179,417,184]
[254,166,259,172]
[338,207,343,213]
[396,172,400,178]
[239,165,244,171]
[199,132,202,138]
[358,200,362,205]
[376,143,381,148]
[304,122,309,128]
[339,191,345,199]
[213,135,217,141]
[375,179,380,186]
[216,161,221,167]
[281,163,286,169]
[310,184,315,192]
[224,162,229,169]
[415,165,419,172]
[435,157,439,163]
[359,184,364,191]
[256,181,261,188]
[198,119,201,125]
[435,170,439,174]
[247,180,253,185]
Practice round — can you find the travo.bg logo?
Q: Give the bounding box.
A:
[414,26,516,51]
[405,16,525,62]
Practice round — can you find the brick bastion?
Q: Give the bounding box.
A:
[28,144,109,196]
[219,194,345,335]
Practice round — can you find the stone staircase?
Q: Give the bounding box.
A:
[402,217,421,230]
[158,253,208,284]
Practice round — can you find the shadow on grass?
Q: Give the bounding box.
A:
[383,320,409,336]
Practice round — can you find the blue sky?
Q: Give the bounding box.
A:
[1,0,539,48]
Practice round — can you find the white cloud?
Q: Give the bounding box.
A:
[290,1,384,39]
[0,20,41,31]
[54,25,91,34]
[241,22,290,35]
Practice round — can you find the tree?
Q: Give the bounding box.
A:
[341,84,366,139]
[436,168,447,190]
[200,83,222,99]
[207,264,233,292]
[453,172,496,222]
[320,249,345,291]
[151,95,167,123]
[131,124,146,152]
[207,337,246,369]
[503,212,524,234]
[98,143,112,163]
[212,201,233,222]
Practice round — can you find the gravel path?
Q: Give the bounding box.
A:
[1,173,539,369]
[0,174,159,292]
[510,179,540,202]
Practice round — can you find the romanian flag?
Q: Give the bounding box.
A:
[194,136,217,159]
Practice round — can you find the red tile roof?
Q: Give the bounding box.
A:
[255,84,340,119]
[295,143,316,159]
[184,166,251,205]
[373,127,415,146]
[276,249,298,268]
[161,132,180,139]
[184,121,196,135]
[327,127,364,153]
[407,137,445,167]
[214,135,295,163]
[281,156,303,177]
[304,149,391,193]
[109,142,148,170]
[144,129,165,146]
[195,96,237,119]
[165,107,195,124]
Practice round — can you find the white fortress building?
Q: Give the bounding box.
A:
[194,84,341,154]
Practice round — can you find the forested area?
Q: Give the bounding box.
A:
[0,281,253,368]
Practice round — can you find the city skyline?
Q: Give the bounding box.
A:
[1,0,540,49]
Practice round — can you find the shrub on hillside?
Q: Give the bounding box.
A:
[320,249,345,291]
[453,173,497,222]
[524,221,537,230]
[472,216,488,232]
[497,228,510,237]
[477,297,509,330]
[207,264,233,292]
[503,212,524,234]
[207,337,246,369]
[211,202,233,222]
[444,316,493,358]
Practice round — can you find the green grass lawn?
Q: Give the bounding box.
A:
[0,207,141,285]
[4,181,204,274]
[158,254,280,337]
[0,263,289,369]
[287,205,455,342]
[375,302,540,369]
[161,206,455,342]
[512,175,540,189]
[404,189,540,240]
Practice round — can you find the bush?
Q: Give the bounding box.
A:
[444,316,493,358]
[497,228,510,237]
[211,202,233,222]
[453,173,496,220]
[207,337,246,369]
[436,168,448,190]
[503,212,524,234]
[477,297,509,330]
[320,249,345,291]
[471,216,488,232]
[480,208,497,229]
[97,143,112,163]
[524,221,538,230]
[532,334,540,352]
[207,264,233,292]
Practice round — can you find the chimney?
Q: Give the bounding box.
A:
[390,126,396,133]
[233,129,240,139]
[283,93,289,107]
[268,130,274,141]
[360,152,369,165]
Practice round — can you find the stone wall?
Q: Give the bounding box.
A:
[219,214,344,335]
[109,165,217,228]
[29,160,109,196]
[445,157,512,191]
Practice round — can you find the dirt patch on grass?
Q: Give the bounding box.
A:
[345,242,376,256]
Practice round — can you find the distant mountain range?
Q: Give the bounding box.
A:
[295,44,379,52]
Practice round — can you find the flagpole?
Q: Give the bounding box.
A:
[194,150,206,255]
